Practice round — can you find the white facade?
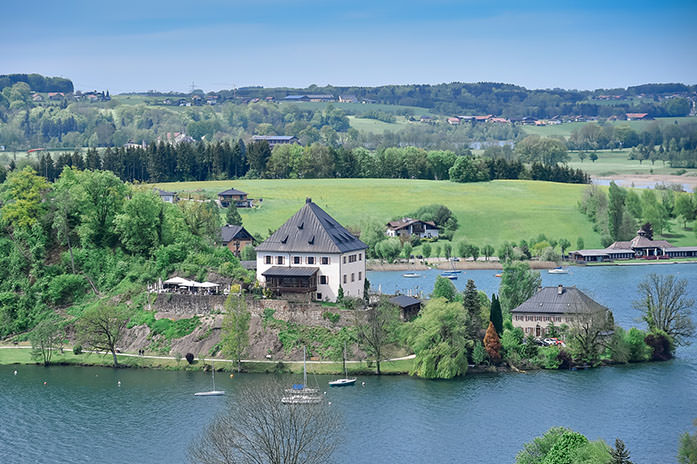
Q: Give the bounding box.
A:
[256,250,366,302]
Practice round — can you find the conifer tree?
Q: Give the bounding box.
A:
[610,438,632,464]
[484,321,502,363]
[463,279,483,338]
[225,205,242,226]
[490,294,503,335]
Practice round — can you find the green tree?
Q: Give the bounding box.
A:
[179,200,222,244]
[401,242,412,260]
[443,242,452,259]
[675,194,696,229]
[240,244,256,261]
[375,238,401,263]
[610,438,633,464]
[77,303,131,367]
[516,427,569,464]
[576,237,585,250]
[515,135,569,165]
[471,341,487,365]
[490,294,503,335]
[354,298,399,375]
[421,242,432,258]
[405,298,471,379]
[432,276,457,302]
[608,181,627,241]
[225,205,243,226]
[114,190,163,256]
[30,317,64,366]
[499,261,541,314]
[463,279,483,339]
[0,167,50,231]
[678,419,697,464]
[558,239,571,256]
[482,244,495,261]
[221,293,250,372]
[633,273,695,346]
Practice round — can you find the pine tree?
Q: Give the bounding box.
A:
[610,438,632,464]
[484,321,502,363]
[489,294,503,335]
[225,205,242,226]
[337,286,344,304]
[463,279,482,339]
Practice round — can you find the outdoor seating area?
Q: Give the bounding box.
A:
[149,277,224,295]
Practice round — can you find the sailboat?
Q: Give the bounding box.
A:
[194,361,225,396]
[329,343,356,387]
[281,346,322,404]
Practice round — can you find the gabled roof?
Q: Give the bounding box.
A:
[252,135,297,142]
[221,225,253,243]
[389,295,422,308]
[630,235,671,249]
[512,286,608,315]
[153,187,175,196]
[219,188,247,196]
[386,218,437,231]
[262,266,318,277]
[255,198,367,254]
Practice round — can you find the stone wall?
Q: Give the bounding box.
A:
[152,293,227,315]
[247,298,361,329]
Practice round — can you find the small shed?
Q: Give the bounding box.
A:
[389,295,423,321]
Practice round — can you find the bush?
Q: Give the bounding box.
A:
[645,330,674,361]
[541,430,588,464]
[538,346,561,369]
[322,311,341,324]
[185,352,195,364]
[72,344,82,355]
[625,327,652,362]
[46,274,89,305]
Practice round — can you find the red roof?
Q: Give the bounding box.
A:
[626,113,648,119]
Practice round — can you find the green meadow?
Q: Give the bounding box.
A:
[521,116,697,138]
[153,178,606,249]
[347,115,412,134]
[566,149,697,177]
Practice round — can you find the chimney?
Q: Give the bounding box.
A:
[557,285,563,295]
[306,197,311,204]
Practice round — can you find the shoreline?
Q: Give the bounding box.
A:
[367,258,697,271]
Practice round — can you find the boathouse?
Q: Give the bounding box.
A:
[570,229,697,262]
[255,198,367,302]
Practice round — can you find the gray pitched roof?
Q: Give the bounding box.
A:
[261,266,318,277]
[511,286,608,315]
[219,188,247,196]
[252,135,297,142]
[255,198,367,254]
[220,225,253,243]
[389,295,422,308]
[153,187,175,196]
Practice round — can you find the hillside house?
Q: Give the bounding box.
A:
[221,224,254,256]
[218,188,252,208]
[569,229,697,262]
[153,188,177,203]
[512,285,609,337]
[255,198,367,302]
[447,117,460,125]
[389,295,422,321]
[386,218,439,239]
[251,135,299,147]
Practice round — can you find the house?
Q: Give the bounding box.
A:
[569,229,697,262]
[307,94,334,102]
[48,92,65,101]
[512,285,609,338]
[389,295,422,321]
[251,135,299,147]
[32,94,44,102]
[474,115,493,122]
[218,188,252,208]
[153,188,177,203]
[338,95,357,103]
[489,117,510,124]
[221,224,254,256]
[255,198,367,302]
[625,113,650,120]
[447,117,460,125]
[386,218,439,239]
[283,95,310,102]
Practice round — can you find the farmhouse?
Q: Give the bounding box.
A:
[220,224,254,257]
[570,229,697,262]
[255,198,367,302]
[625,113,651,120]
[447,117,460,125]
[153,188,177,203]
[338,95,357,103]
[512,285,609,337]
[218,188,252,208]
[386,218,439,239]
[251,135,299,147]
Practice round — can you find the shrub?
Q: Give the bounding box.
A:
[185,352,195,364]
[644,330,674,361]
[541,430,588,464]
[322,311,341,324]
[46,274,89,305]
[471,341,487,365]
[72,344,82,355]
[539,346,561,369]
[625,327,652,362]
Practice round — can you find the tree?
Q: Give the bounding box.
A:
[589,152,598,162]
[220,293,250,373]
[432,276,457,302]
[482,244,495,261]
[114,190,163,256]
[499,261,541,314]
[484,321,502,363]
[225,205,242,226]
[608,181,626,241]
[30,317,64,366]
[568,310,612,366]
[678,419,697,464]
[515,135,569,165]
[179,200,222,244]
[188,379,341,464]
[0,167,50,231]
[610,438,633,464]
[576,237,585,250]
[375,238,401,263]
[558,238,571,256]
[490,294,503,335]
[633,274,695,346]
[240,244,256,261]
[443,242,452,259]
[422,242,431,258]
[405,298,471,379]
[77,303,131,367]
[246,140,272,177]
[463,279,483,339]
[354,298,399,375]
[675,194,696,229]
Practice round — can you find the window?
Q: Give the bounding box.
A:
[320,275,328,285]
[358,271,362,280]
[293,256,301,265]
[265,256,272,265]
[306,256,315,265]
[321,256,329,265]
[343,274,347,284]
[349,255,357,263]
[343,256,346,264]
[351,273,355,282]
[276,256,284,265]
[359,253,362,261]
[316,293,322,300]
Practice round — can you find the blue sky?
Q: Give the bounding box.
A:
[2,0,696,93]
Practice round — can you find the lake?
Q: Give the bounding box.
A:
[1,263,696,463]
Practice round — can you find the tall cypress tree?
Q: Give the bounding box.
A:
[463,279,483,339]
[490,294,503,335]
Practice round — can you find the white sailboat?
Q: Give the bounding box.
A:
[329,343,356,387]
[282,346,322,404]
[194,361,225,396]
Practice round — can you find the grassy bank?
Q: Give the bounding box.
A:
[0,348,413,375]
[153,178,605,249]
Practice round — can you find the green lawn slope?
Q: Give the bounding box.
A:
[153,179,605,249]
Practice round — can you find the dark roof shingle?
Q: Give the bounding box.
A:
[511,286,608,315]
[261,266,318,277]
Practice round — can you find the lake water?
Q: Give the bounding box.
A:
[1,263,696,463]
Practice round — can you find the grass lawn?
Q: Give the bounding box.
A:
[347,115,412,134]
[566,149,697,177]
[522,116,697,138]
[153,178,607,249]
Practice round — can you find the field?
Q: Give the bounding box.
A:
[153,178,606,249]
[566,149,697,177]
[276,100,438,117]
[521,116,697,138]
[347,115,412,134]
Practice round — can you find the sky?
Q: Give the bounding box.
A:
[2,0,697,94]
